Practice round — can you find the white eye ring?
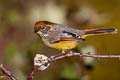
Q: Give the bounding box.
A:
[41,26,46,30]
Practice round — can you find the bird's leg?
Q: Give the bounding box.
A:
[62,49,67,54]
[62,49,74,54]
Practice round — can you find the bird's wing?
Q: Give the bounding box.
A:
[60,29,85,41]
[47,26,85,44]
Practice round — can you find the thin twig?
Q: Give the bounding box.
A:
[49,52,120,62]
[0,64,17,80]
[27,65,39,80]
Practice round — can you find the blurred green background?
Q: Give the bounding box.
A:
[0,0,120,80]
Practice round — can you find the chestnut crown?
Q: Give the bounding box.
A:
[34,21,54,34]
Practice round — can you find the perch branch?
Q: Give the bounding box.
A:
[27,52,120,80]
[1,52,120,80]
[49,52,120,61]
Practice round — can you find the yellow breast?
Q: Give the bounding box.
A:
[42,38,78,50]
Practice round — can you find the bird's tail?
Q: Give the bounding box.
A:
[82,28,117,39]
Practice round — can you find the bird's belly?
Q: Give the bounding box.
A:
[52,41,78,50]
[42,38,78,50]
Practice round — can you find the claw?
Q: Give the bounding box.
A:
[68,50,73,54]
[50,56,56,62]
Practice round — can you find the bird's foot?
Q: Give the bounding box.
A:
[68,50,74,54]
[50,56,56,62]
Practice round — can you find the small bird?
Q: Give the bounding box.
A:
[34,21,117,54]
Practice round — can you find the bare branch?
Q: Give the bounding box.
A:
[27,52,120,80]
[1,52,120,80]
[0,64,17,80]
[49,52,120,61]
[27,65,39,80]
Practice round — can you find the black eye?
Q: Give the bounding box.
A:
[41,26,46,30]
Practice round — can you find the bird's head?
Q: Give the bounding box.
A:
[34,21,54,37]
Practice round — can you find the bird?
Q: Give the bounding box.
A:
[34,21,117,54]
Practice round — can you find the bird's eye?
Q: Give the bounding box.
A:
[41,26,46,30]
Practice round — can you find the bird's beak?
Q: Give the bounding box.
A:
[36,31,41,35]
[34,30,47,38]
[34,30,41,36]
